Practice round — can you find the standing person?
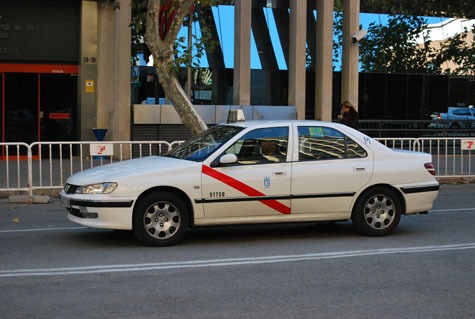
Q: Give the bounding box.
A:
[338,101,358,129]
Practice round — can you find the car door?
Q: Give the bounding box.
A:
[201,126,292,219]
[291,125,373,217]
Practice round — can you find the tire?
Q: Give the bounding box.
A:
[133,191,189,246]
[351,187,401,236]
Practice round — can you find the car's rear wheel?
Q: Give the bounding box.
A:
[133,191,189,246]
[352,187,401,236]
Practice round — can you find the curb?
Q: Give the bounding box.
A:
[8,195,51,204]
[437,177,475,184]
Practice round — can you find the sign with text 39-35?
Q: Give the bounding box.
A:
[461,139,475,150]
[90,144,114,156]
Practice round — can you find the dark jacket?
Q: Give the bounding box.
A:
[340,109,358,129]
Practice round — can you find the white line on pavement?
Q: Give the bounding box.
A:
[0,226,87,233]
[1,243,475,278]
[429,207,475,212]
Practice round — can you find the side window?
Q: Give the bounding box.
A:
[298,126,367,161]
[225,127,289,165]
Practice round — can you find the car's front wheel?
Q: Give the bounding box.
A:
[352,187,401,236]
[133,191,189,246]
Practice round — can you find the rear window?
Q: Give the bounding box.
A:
[297,126,367,161]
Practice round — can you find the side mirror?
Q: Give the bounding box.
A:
[219,153,238,164]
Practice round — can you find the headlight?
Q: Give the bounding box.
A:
[75,182,118,194]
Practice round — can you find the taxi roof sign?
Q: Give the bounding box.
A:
[227,109,245,123]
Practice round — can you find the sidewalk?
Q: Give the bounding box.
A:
[0,195,61,212]
[0,196,67,231]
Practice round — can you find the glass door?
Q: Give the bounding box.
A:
[4,73,39,144]
[1,73,3,141]
[40,74,77,141]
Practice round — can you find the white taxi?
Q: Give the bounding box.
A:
[61,119,439,246]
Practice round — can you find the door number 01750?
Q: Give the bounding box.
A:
[210,192,225,198]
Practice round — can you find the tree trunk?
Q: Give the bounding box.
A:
[145,0,208,136]
[155,63,208,135]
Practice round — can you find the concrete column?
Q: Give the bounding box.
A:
[315,0,334,121]
[341,0,360,110]
[96,3,113,132]
[79,1,98,141]
[233,0,251,105]
[96,0,131,158]
[113,0,131,152]
[288,0,306,119]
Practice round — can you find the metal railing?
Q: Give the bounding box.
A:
[0,142,31,193]
[359,119,475,138]
[1,137,474,197]
[377,137,474,178]
[0,141,177,197]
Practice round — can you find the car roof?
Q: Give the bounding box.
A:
[220,120,366,137]
[221,119,344,128]
[219,119,390,152]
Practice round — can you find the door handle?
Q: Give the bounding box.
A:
[273,171,286,176]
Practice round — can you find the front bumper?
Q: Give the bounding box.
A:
[61,192,135,230]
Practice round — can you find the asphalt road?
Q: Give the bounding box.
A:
[1,184,475,319]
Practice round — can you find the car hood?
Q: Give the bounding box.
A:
[66,156,196,185]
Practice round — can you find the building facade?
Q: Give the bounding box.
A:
[0,0,130,154]
[1,0,363,154]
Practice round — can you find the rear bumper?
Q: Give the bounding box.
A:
[399,182,439,215]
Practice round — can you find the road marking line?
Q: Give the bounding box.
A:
[1,243,475,278]
[0,226,87,233]
[430,207,475,212]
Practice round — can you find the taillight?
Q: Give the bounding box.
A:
[424,163,436,176]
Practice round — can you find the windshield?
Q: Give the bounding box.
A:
[164,125,244,161]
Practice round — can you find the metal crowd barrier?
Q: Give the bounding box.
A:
[1,137,474,197]
[377,137,474,179]
[0,141,177,197]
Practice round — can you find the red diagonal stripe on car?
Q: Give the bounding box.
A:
[202,165,291,214]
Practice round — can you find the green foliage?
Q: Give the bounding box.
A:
[435,24,475,75]
[130,0,221,70]
[331,12,475,75]
[130,0,148,65]
[356,1,475,74]
[173,11,218,70]
[332,10,343,69]
[359,15,438,73]
[361,0,475,19]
